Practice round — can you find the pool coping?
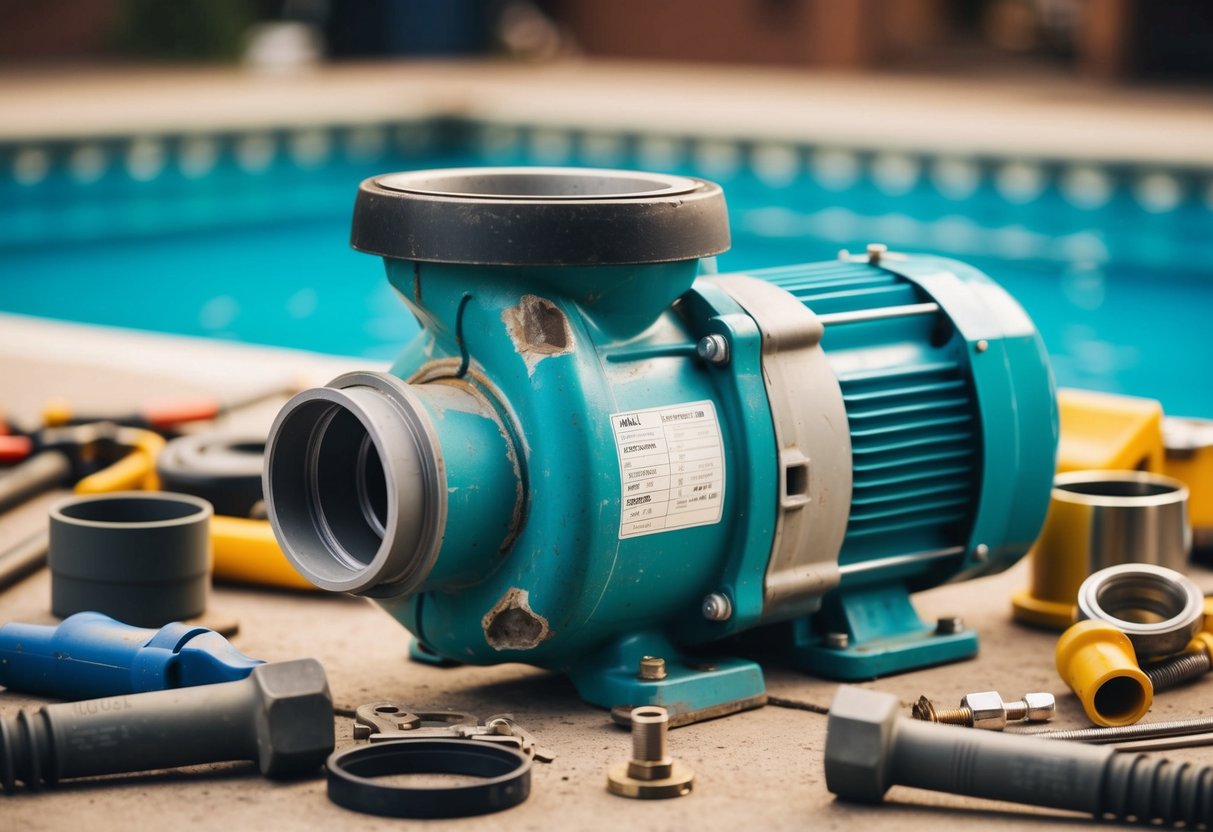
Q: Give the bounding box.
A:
[3,59,1213,168]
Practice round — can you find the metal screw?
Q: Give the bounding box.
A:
[696,334,730,365]
[934,616,965,635]
[824,632,850,650]
[973,543,989,562]
[637,656,668,681]
[975,339,989,353]
[911,690,1055,730]
[701,592,732,622]
[0,659,333,791]
[866,243,887,264]
[607,706,694,799]
[1145,644,1212,693]
[826,685,1213,826]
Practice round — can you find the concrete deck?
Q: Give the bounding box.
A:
[3,59,1213,165]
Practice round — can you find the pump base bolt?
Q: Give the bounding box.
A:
[637,656,668,681]
[607,706,694,800]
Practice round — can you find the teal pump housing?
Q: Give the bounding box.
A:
[264,168,1057,721]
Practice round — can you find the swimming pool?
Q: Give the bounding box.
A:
[2,117,1209,415]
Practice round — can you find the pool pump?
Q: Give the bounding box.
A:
[265,167,1057,721]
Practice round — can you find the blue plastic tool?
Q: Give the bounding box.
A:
[0,611,263,700]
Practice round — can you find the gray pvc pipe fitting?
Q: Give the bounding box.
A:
[49,491,213,627]
[1077,563,1205,658]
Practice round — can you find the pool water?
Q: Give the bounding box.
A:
[1,120,1209,415]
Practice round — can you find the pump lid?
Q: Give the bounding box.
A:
[351,167,730,266]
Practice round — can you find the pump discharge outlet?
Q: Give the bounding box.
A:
[264,167,1058,722]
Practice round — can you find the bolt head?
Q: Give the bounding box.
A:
[701,592,732,621]
[696,334,729,365]
[637,656,668,681]
[824,686,899,803]
[960,691,1007,730]
[1022,692,1056,721]
[250,659,336,777]
[935,616,964,635]
[825,632,850,650]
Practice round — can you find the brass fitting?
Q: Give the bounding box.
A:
[607,706,693,799]
[1056,620,1152,727]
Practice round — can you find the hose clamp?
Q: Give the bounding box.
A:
[1077,563,1205,658]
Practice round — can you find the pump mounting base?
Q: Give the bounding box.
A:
[788,584,978,680]
[567,632,766,725]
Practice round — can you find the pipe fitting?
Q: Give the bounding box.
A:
[1013,470,1190,630]
[1076,563,1204,660]
[1056,620,1152,727]
[264,371,521,598]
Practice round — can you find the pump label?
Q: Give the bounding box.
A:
[610,400,725,539]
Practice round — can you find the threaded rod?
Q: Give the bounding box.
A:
[631,707,669,762]
[1029,716,1213,744]
[1146,649,1212,693]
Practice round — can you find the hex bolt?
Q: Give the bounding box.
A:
[637,656,668,681]
[701,592,732,622]
[607,706,694,799]
[824,632,850,650]
[912,690,1055,730]
[934,616,964,636]
[826,685,1213,827]
[696,334,730,365]
[0,658,334,792]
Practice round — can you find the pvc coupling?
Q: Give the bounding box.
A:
[264,371,522,598]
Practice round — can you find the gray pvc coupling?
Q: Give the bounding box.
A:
[262,372,446,597]
[49,491,213,627]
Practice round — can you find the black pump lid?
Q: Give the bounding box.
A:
[350,167,730,267]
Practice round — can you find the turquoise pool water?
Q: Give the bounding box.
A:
[1,120,1209,415]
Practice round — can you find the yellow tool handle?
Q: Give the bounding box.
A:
[210,515,316,591]
[73,429,164,493]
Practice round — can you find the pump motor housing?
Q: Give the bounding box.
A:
[264,167,1057,721]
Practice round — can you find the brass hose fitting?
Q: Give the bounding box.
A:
[1056,620,1152,727]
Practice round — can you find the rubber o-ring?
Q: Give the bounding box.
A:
[325,740,531,819]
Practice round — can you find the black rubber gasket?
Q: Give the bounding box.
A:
[350,167,731,266]
[157,432,265,517]
[325,739,532,819]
